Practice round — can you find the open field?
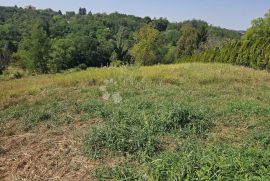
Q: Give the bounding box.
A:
[1,63,270,180]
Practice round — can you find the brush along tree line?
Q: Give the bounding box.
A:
[184,11,270,71]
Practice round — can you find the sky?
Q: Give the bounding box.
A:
[1,0,270,30]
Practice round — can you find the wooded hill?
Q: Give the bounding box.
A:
[0,6,241,74]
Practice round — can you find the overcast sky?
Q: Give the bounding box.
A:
[1,0,270,30]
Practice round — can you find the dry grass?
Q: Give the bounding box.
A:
[0,120,96,181]
[1,63,270,109]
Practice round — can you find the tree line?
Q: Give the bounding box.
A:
[183,10,270,71]
[0,6,241,74]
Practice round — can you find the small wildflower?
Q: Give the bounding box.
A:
[112,93,122,104]
[109,78,114,84]
[103,79,109,85]
[103,78,115,85]
[102,92,110,101]
[99,86,107,92]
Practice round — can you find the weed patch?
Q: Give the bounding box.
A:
[83,98,211,158]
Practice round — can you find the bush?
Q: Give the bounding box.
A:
[10,72,23,79]
[110,60,123,67]
[78,63,88,70]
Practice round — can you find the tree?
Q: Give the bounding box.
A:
[58,10,62,15]
[177,24,199,57]
[152,18,169,31]
[17,22,50,73]
[177,22,208,57]
[0,5,246,72]
[143,16,152,24]
[49,38,76,72]
[163,45,177,64]
[111,27,130,63]
[0,46,10,74]
[131,25,161,65]
[49,16,70,38]
[72,35,111,67]
[66,11,75,18]
[88,11,93,16]
[162,30,181,46]
[244,10,270,41]
[79,8,87,15]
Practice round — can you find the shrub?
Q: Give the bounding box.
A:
[10,71,23,79]
[110,60,123,67]
[78,63,88,70]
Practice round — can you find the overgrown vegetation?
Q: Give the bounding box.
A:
[184,10,270,71]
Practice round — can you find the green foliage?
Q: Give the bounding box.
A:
[17,21,50,73]
[83,98,209,158]
[145,145,270,180]
[10,71,23,79]
[208,26,242,39]
[77,63,87,70]
[78,7,87,15]
[0,6,241,73]
[0,46,11,74]
[49,38,76,72]
[111,27,131,64]
[110,60,123,67]
[163,45,177,64]
[177,22,208,57]
[130,25,162,65]
[152,18,169,31]
[75,99,111,119]
[92,162,141,181]
[183,10,270,71]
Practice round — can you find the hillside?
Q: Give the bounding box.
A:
[1,63,270,180]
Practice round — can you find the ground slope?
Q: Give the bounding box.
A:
[0,63,270,180]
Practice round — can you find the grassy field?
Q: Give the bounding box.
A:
[1,63,270,180]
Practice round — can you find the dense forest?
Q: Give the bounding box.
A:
[0,6,241,74]
[184,10,270,71]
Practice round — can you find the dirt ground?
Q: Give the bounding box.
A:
[0,120,97,181]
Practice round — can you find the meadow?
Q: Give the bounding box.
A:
[1,63,270,180]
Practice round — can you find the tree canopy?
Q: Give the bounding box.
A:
[0,5,242,73]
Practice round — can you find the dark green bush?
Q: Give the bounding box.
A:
[78,63,88,70]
